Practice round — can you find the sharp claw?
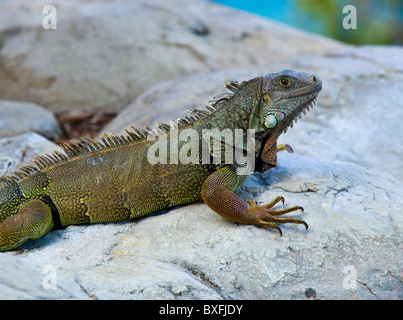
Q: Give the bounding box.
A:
[249,198,307,235]
[285,144,294,153]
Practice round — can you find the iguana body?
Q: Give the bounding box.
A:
[0,70,321,251]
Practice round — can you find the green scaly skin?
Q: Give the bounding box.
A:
[0,70,322,251]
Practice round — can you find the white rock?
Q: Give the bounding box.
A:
[0,100,61,139]
[2,153,401,299]
[0,0,345,113]
[0,253,88,299]
[0,132,61,177]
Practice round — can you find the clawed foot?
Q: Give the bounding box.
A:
[248,196,308,236]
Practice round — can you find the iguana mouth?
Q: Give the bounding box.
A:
[283,82,322,100]
[279,82,322,133]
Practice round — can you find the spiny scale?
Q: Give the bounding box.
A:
[224,80,242,92]
[285,98,317,133]
[0,78,246,187]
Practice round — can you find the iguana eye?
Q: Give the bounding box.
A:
[280,78,291,87]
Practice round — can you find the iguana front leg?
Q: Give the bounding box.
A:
[259,140,293,172]
[0,199,54,251]
[201,166,308,235]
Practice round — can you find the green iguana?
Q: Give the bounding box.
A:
[0,70,322,251]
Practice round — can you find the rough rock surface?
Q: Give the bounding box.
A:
[0,0,344,113]
[0,100,61,140]
[2,153,402,299]
[0,132,61,177]
[0,253,87,299]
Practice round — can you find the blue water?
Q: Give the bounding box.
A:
[212,0,323,35]
[213,0,297,25]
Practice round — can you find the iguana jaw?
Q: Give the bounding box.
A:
[277,84,321,134]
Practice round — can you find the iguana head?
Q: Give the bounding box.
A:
[249,69,322,135]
